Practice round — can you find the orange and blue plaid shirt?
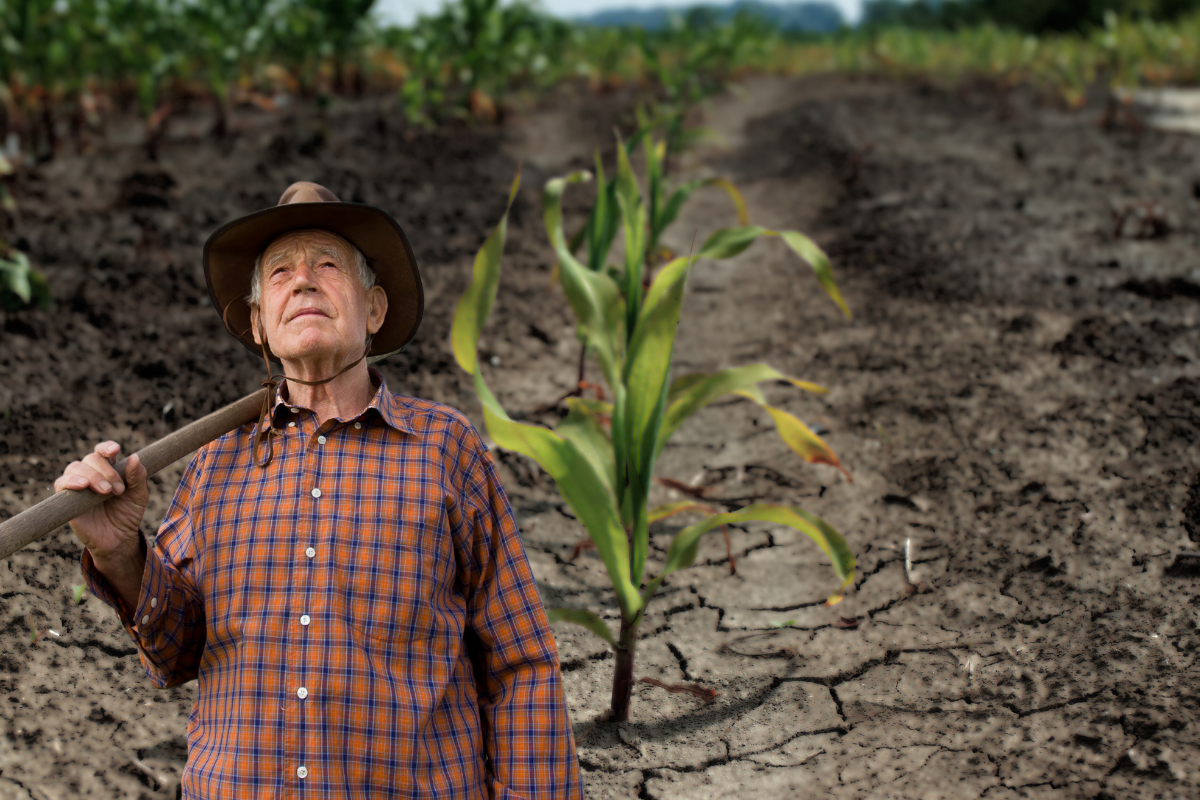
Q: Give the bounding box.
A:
[82,371,583,799]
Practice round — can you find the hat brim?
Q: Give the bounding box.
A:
[203,202,423,362]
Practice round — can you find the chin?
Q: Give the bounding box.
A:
[275,331,345,363]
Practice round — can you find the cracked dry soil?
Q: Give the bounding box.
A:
[0,74,1198,798]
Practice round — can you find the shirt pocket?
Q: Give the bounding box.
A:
[332,538,442,644]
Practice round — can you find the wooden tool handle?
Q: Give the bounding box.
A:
[0,389,268,561]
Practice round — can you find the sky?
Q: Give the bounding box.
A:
[374,0,866,26]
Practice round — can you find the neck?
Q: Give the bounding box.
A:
[279,357,375,425]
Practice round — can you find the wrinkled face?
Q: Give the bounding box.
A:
[250,229,387,366]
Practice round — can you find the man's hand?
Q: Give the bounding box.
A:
[55,442,149,609]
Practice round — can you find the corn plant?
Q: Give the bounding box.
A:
[451,157,855,720]
[0,154,47,310]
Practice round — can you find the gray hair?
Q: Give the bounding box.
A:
[247,241,376,307]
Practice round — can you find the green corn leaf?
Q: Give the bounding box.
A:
[558,397,616,498]
[633,255,689,336]
[585,151,620,274]
[641,504,855,608]
[613,136,646,322]
[621,257,689,586]
[567,397,614,416]
[0,251,33,303]
[652,177,750,252]
[543,171,627,391]
[644,135,666,253]
[472,368,641,618]
[648,501,713,523]
[776,230,852,319]
[697,225,766,259]
[546,608,616,647]
[733,388,851,482]
[657,364,828,458]
[666,373,710,405]
[623,257,688,472]
[451,170,520,375]
[693,227,850,320]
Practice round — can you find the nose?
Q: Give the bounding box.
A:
[291,260,318,293]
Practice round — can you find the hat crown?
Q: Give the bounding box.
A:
[278,182,340,205]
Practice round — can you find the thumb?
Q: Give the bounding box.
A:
[125,453,150,503]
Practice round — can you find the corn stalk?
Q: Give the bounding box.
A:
[451,147,855,721]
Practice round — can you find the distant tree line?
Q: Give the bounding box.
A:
[575,1,845,33]
[863,0,1200,33]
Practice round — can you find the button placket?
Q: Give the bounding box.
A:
[289,406,320,784]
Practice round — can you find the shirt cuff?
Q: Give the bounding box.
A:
[81,541,170,636]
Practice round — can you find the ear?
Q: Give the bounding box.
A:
[365,285,388,335]
[250,304,263,345]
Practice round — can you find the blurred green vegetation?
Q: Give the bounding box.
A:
[2,0,1200,157]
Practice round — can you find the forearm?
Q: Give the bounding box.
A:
[82,542,206,687]
[90,538,147,613]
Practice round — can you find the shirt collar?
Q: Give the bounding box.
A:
[269,367,415,435]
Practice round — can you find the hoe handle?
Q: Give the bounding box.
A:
[0,389,267,561]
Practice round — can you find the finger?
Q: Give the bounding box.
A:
[93,441,122,464]
[54,470,90,493]
[55,461,93,493]
[125,453,146,488]
[77,456,122,495]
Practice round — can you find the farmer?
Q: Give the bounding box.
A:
[55,182,584,799]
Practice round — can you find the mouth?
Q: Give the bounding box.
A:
[288,308,329,322]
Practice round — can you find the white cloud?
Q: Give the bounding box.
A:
[374,0,865,27]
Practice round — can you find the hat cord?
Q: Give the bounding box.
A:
[252,318,368,468]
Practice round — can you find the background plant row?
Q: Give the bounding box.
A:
[5,0,1200,153]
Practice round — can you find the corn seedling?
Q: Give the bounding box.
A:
[452,157,855,720]
[0,154,48,311]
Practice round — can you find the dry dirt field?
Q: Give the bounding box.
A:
[0,74,1197,798]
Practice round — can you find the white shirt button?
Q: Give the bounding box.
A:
[297,687,308,699]
[150,597,157,608]
[317,435,327,444]
[296,766,308,779]
[305,547,316,559]
[354,422,362,430]
[288,421,296,428]
[300,614,311,626]
[141,615,149,625]
[311,488,321,498]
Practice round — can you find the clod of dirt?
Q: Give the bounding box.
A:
[1121,277,1200,301]
[119,169,176,208]
[1164,552,1200,577]
[1051,317,1184,366]
[1183,479,1200,544]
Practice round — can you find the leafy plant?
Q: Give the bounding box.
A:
[452,144,855,720]
[0,154,48,310]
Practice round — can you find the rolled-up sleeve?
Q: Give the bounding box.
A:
[454,434,584,800]
[81,450,208,688]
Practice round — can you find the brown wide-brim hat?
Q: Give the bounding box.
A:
[203,182,423,363]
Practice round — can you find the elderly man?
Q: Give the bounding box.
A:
[56,183,583,799]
